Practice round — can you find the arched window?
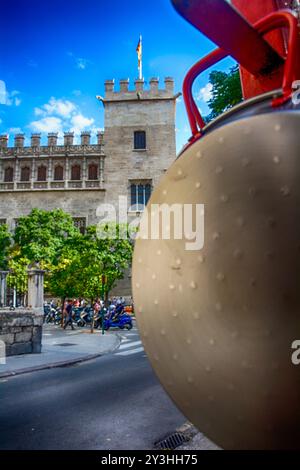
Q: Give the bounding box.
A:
[88,164,98,180]
[20,166,30,182]
[37,165,47,181]
[71,164,81,181]
[54,165,64,181]
[4,167,13,182]
[134,130,146,150]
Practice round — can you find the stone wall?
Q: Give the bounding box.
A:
[0,189,106,229]
[0,309,43,356]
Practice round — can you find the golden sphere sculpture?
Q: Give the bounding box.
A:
[132,97,300,449]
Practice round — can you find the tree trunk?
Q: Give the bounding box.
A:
[61,297,65,328]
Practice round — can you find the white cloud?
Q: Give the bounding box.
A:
[68,52,90,70]
[0,81,6,104]
[10,90,19,98]
[72,89,82,96]
[0,118,2,125]
[0,80,21,106]
[76,58,88,70]
[8,127,22,134]
[196,83,213,103]
[35,97,76,118]
[71,114,94,133]
[29,116,63,133]
[29,96,95,141]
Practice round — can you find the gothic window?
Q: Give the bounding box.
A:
[71,164,81,181]
[134,130,146,150]
[73,217,86,234]
[4,167,13,182]
[37,165,47,181]
[54,165,64,181]
[0,219,6,225]
[88,164,98,180]
[20,166,30,182]
[130,182,152,210]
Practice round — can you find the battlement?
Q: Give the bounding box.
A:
[0,131,104,150]
[103,77,176,101]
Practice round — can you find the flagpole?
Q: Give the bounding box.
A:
[139,35,142,80]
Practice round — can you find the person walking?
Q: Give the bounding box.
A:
[63,299,74,330]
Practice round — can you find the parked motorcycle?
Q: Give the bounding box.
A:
[44,305,61,324]
[77,307,94,327]
[102,304,133,330]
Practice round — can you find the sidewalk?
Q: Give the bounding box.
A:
[0,323,121,378]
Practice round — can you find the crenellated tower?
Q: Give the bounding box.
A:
[100,77,179,212]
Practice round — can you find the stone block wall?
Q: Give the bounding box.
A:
[0,309,43,356]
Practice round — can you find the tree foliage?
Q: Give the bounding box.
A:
[14,208,78,267]
[0,224,11,270]
[86,224,133,294]
[207,65,243,120]
[7,246,29,295]
[2,210,133,302]
[48,224,133,301]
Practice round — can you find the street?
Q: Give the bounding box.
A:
[0,325,187,450]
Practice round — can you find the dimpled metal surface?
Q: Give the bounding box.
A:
[132,109,300,449]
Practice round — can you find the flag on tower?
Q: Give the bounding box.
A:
[136,35,142,80]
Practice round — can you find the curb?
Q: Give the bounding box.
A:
[0,334,122,379]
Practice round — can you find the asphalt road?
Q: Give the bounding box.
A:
[0,326,186,450]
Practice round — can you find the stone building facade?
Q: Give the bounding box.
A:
[0,77,178,295]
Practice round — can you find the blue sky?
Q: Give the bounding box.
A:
[0,0,235,152]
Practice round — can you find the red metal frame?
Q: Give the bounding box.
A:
[171,0,283,77]
[231,0,299,98]
[183,10,299,143]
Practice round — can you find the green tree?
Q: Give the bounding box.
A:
[0,224,11,270]
[87,223,133,299]
[6,210,133,308]
[207,65,243,120]
[48,232,104,301]
[48,223,133,302]
[7,246,29,296]
[14,208,79,267]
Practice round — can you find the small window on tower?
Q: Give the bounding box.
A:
[134,130,146,150]
[130,181,152,211]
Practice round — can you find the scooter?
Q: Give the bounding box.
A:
[77,307,93,327]
[72,306,84,322]
[102,305,133,330]
[45,306,61,324]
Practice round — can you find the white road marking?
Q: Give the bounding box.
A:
[119,340,142,350]
[116,347,144,356]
